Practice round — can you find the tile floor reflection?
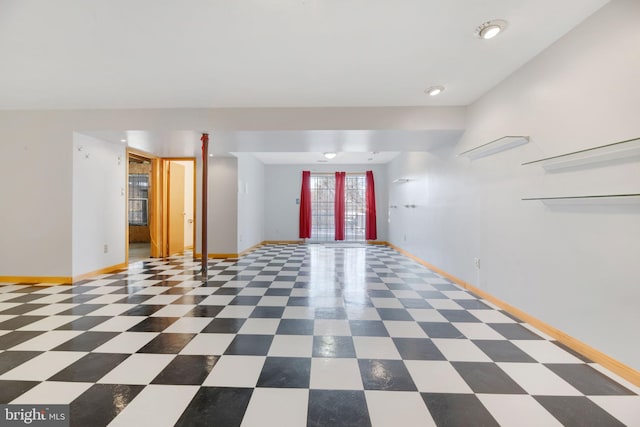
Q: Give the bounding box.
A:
[0,244,638,426]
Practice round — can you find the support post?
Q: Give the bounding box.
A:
[201,133,209,280]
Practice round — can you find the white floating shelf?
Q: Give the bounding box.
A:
[459,136,529,160]
[522,194,640,206]
[392,178,411,183]
[522,137,640,170]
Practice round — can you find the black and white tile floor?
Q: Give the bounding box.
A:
[0,244,638,426]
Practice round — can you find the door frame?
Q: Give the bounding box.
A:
[161,158,196,259]
[125,151,196,262]
[126,148,161,263]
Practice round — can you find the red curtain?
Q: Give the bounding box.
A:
[299,171,312,239]
[365,170,377,240]
[334,172,346,240]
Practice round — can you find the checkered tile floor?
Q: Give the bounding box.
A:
[1,244,638,426]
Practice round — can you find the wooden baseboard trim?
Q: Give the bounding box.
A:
[72,262,128,283]
[386,242,640,387]
[1,264,130,286]
[194,253,240,259]
[367,240,388,245]
[209,253,239,259]
[239,242,264,257]
[0,276,73,285]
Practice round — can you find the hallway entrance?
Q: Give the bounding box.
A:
[126,152,195,262]
[127,153,153,262]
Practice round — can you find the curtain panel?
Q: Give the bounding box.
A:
[365,170,377,240]
[334,172,346,240]
[299,170,312,238]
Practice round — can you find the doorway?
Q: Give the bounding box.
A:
[128,154,153,262]
[310,174,335,241]
[126,153,195,262]
[310,172,366,242]
[344,174,366,241]
[163,159,196,257]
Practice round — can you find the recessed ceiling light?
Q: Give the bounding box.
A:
[323,152,337,159]
[209,154,214,157]
[120,139,127,143]
[425,86,444,96]
[475,19,507,40]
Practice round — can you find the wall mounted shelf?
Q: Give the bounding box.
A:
[392,178,411,183]
[522,137,640,170]
[522,194,640,205]
[459,136,529,160]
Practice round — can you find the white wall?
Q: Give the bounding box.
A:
[195,156,239,255]
[264,164,388,241]
[72,133,126,276]
[388,0,640,369]
[237,154,265,252]
[0,116,73,277]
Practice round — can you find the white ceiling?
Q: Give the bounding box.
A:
[0,0,608,110]
[4,1,609,164]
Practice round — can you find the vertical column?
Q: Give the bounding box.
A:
[201,133,209,280]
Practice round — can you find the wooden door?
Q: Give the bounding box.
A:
[168,162,185,255]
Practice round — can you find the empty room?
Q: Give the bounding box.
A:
[0,1,638,426]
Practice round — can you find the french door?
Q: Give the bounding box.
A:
[344,174,366,240]
[310,173,366,241]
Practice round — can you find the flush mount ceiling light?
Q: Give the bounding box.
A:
[323,152,337,159]
[475,19,507,40]
[425,86,444,97]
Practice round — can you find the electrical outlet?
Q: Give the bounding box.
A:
[104,244,108,254]
[474,258,480,269]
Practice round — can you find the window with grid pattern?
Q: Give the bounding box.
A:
[345,174,366,241]
[310,173,365,241]
[128,174,149,225]
[311,174,335,241]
